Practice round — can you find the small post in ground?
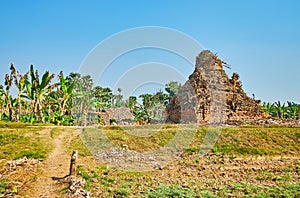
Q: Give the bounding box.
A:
[69,150,78,176]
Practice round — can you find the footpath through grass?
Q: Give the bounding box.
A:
[0,123,299,197]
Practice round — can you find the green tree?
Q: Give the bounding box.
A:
[24,65,55,123]
[286,101,299,120]
[112,88,126,107]
[69,73,94,126]
[165,81,179,96]
[153,90,169,106]
[10,64,28,122]
[262,102,276,117]
[137,93,153,123]
[42,71,76,125]
[0,85,5,121]
[139,93,153,110]
[128,96,137,113]
[150,91,168,121]
[3,71,14,120]
[56,71,74,116]
[133,104,149,124]
[274,101,286,119]
[93,86,112,111]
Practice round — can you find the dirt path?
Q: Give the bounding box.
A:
[1,126,297,197]
[25,128,81,198]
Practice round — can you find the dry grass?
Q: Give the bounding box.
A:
[78,125,300,157]
[0,127,53,160]
[0,124,299,197]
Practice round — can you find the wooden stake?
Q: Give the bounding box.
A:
[70,150,78,176]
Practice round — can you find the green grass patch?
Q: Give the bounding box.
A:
[0,178,8,196]
[114,186,131,197]
[0,121,54,128]
[77,166,92,190]
[187,126,300,156]
[0,128,53,160]
[215,181,300,197]
[185,147,200,153]
[50,128,62,138]
[81,124,183,152]
[0,121,29,128]
[147,184,195,198]
[80,125,300,156]
[69,135,92,157]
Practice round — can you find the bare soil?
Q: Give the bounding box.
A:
[1,126,299,197]
[0,128,81,197]
[27,128,73,197]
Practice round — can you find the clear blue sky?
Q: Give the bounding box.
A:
[0,0,299,103]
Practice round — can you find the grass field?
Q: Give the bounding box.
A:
[0,123,299,197]
[0,124,53,161]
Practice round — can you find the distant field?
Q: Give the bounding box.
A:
[0,123,299,197]
[79,124,300,156]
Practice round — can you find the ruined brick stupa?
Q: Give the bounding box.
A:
[166,50,262,125]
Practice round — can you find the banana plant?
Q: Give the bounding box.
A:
[274,101,286,119]
[128,96,137,113]
[24,65,55,123]
[56,71,74,116]
[3,71,14,120]
[262,102,276,117]
[139,93,153,110]
[287,101,299,119]
[10,64,29,122]
[0,85,5,121]
[133,104,149,124]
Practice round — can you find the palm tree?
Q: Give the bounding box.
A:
[93,86,112,110]
[138,93,154,123]
[80,75,94,126]
[149,91,169,121]
[69,73,94,126]
[112,88,125,107]
[165,81,179,96]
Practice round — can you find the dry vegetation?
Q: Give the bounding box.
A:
[0,124,299,197]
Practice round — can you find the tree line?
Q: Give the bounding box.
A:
[261,101,300,120]
[1,64,298,126]
[0,64,179,125]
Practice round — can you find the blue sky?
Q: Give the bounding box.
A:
[0,0,299,103]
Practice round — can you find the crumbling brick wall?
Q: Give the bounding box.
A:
[166,50,262,125]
